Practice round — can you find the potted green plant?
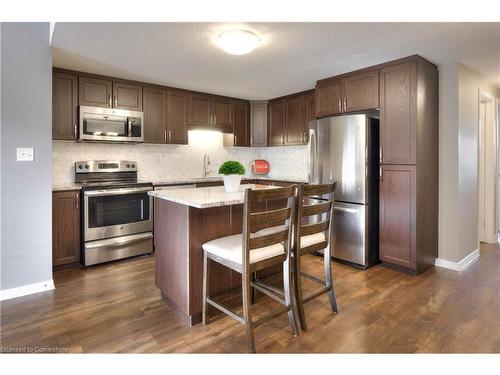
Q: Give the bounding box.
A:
[218,160,245,192]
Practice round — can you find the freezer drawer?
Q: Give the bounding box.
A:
[332,202,366,266]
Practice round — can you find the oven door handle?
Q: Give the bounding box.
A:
[85,232,153,249]
[84,186,153,197]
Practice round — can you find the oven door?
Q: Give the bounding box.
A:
[84,186,153,242]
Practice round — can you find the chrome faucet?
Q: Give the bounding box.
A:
[203,154,211,179]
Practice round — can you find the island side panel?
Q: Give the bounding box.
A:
[189,205,237,320]
[154,198,190,316]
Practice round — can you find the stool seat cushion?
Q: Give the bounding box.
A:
[202,234,285,265]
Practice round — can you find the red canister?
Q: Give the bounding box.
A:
[250,160,270,175]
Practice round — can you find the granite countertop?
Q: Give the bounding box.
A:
[53,175,307,192]
[148,183,278,209]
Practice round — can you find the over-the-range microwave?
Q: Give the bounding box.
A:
[79,105,144,143]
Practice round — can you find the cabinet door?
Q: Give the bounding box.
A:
[232,100,249,146]
[79,76,113,108]
[315,78,343,117]
[112,81,142,111]
[188,93,212,126]
[380,61,417,165]
[304,92,315,144]
[167,90,189,145]
[268,100,285,146]
[53,72,78,140]
[52,191,81,266]
[250,102,267,147]
[143,86,167,144]
[213,97,232,132]
[284,95,305,145]
[343,70,379,112]
[379,165,416,270]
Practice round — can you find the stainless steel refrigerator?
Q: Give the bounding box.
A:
[308,114,379,268]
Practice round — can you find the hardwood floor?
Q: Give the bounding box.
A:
[1,243,499,353]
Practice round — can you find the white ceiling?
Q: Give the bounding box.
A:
[52,22,500,100]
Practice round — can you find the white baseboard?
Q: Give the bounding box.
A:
[435,249,480,271]
[0,279,55,301]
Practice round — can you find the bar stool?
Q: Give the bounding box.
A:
[201,185,299,353]
[293,182,339,330]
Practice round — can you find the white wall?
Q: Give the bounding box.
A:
[53,131,308,186]
[1,23,53,291]
[438,63,500,263]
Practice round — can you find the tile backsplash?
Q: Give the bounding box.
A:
[53,130,308,185]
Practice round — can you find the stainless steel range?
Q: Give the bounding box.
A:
[76,160,153,266]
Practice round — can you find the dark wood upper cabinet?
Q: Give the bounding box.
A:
[315,78,342,117]
[268,100,285,146]
[112,81,142,111]
[188,93,213,126]
[232,100,249,147]
[344,70,379,112]
[284,95,305,145]
[167,90,189,145]
[380,61,417,165]
[53,72,78,140]
[304,91,316,144]
[250,101,268,147]
[143,86,167,144]
[53,191,81,266]
[379,165,416,270]
[79,76,113,108]
[213,97,232,131]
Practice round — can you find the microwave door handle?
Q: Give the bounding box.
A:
[127,118,132,137]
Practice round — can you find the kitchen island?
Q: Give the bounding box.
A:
[149,184,281,325]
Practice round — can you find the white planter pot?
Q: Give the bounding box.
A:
[223,174,242,193]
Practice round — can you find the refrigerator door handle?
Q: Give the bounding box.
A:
[308,128,316,183]
[334,206,358,214]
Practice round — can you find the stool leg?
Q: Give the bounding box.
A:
[202,252,209,325]
[294,252,308,331]
[250,272,256,305]
[242,271,256,353]
[323,244,339,313]
[283,257,299,337]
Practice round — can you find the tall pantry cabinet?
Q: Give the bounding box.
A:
[378,56,438,274]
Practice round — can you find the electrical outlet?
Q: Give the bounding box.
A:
[16,148,34,161]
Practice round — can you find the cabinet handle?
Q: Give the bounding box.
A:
[74,124,77,138]
[250,136,253,146]
[281,134,284,145]
[75,194,79,209]
[168,130,172,143]
[379,147,383,163]
[108,94,112,107]
[214,114,217,126]
[338,98,341,112]
[234,135,237,146]
[114,95,118,107]
[379,166,383,181]
[344,98,347,111]
[164,130,167,143]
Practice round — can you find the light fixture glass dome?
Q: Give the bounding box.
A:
[217,30,260,55]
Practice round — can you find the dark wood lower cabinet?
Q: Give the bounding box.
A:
[52,191,81,267]
[379,165,417,272]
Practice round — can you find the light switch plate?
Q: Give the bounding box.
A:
[16,148,34,161]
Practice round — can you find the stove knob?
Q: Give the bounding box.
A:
[131,164,135,168]
[126,164,130,168]
[85,164,89,169]
[78,165,83,169]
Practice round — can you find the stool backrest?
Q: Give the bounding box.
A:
[295,182,337,255]
[242,185,296,271]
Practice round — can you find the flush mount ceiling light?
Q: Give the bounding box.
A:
[217,30,260,55]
